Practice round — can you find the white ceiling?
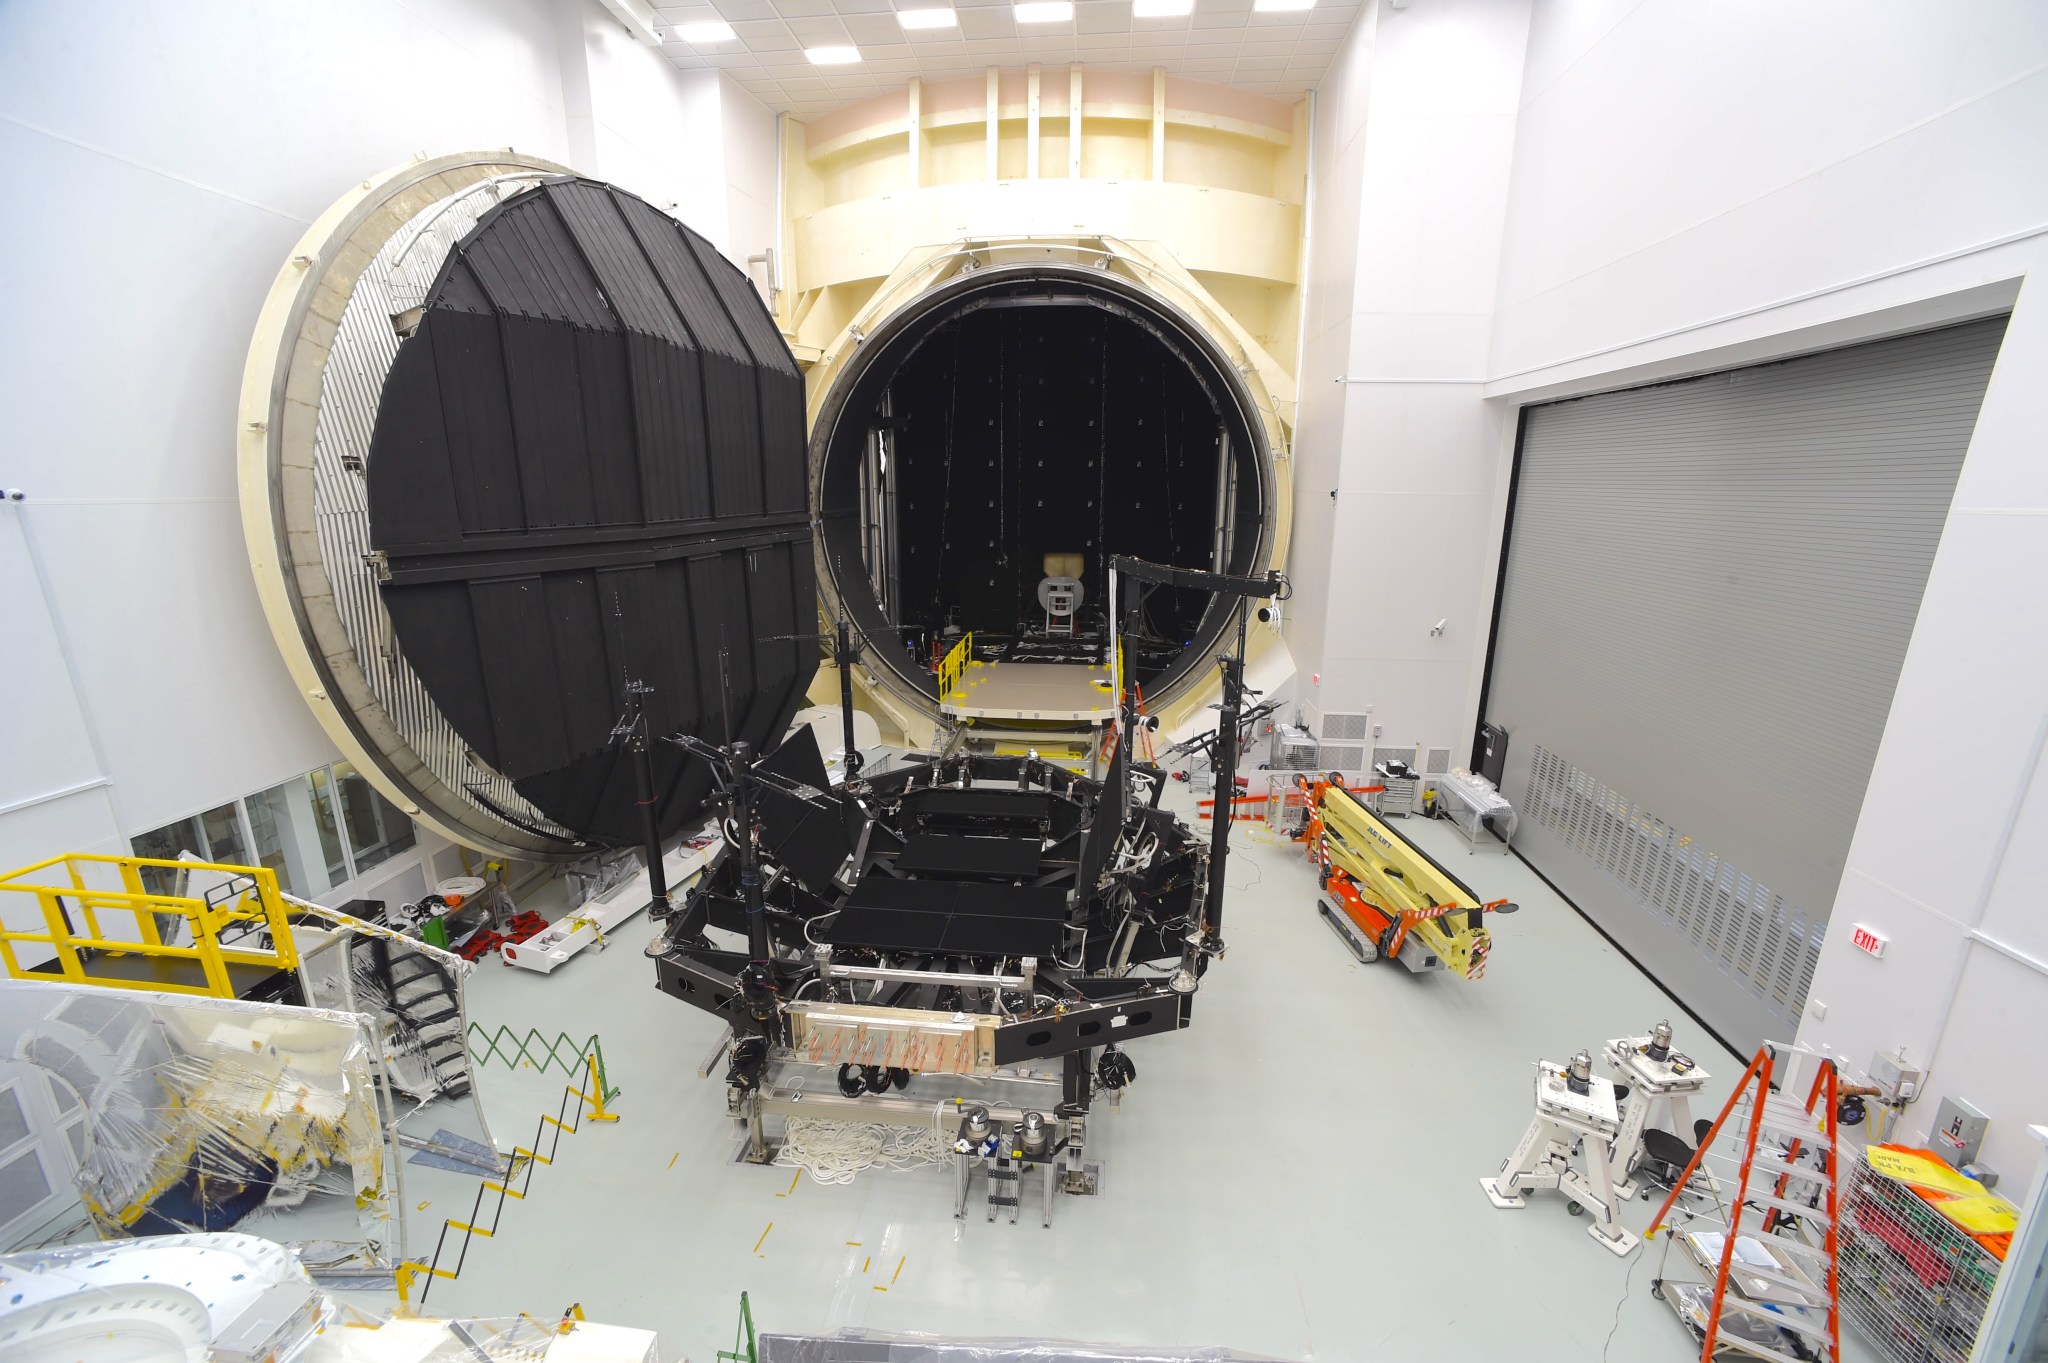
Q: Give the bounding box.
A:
[653,0,1362,119]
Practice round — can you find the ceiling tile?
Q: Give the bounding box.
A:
[834,0,897,9]
[774,0,839,14]
[732,17,801,45]
[1074,2,1126,33]
[842,11,900,38]
[657,4,724,20]
[1190,9,1246,26]
[713,0,781,16]
[660,33,1353,116]
[786,15,853,36]
[958,6,1015,37]
[1131,13,1192,30]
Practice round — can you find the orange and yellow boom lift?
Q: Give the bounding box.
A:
[1300,775,1517,980]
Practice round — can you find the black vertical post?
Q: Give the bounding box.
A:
[836,613,863,779]
[1063,1048,1091,1112]
[1203,606,1251,935]
[630,697,669,918]
[730,740,776,1021]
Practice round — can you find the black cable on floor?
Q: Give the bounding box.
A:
[1601,1242,1648,1363]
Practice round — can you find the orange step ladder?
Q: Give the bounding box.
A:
[1645,1045,1841,1363]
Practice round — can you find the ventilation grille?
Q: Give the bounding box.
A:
[1318,743,1366,772]
[1424,746,1452,776]
[1371,746,1412,770]
[1524,745,1823,1021]
[1320,712,1373,743]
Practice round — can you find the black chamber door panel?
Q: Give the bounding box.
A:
[365,177,815,846]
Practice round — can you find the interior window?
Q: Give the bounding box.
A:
[331,762,416,874]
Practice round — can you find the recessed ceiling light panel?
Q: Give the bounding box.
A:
[673,20,737,41]
[1133,0,1193,15]
[1014,1,1074,22]
[1251,0,1315,10]
[897,7,959,28]
[805,44,863,63]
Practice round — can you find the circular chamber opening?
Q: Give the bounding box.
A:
[814,264,1271,712]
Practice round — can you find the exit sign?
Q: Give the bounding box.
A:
[1852,924,1888,958]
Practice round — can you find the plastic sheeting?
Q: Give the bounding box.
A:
[0,1232,330,1363]
[0,980,397,1272]
[758,1335,1297,1362]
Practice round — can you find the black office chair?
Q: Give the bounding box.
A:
[1636,1117,1717,1200]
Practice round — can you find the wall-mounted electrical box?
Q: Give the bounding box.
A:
[1932,1095,1988,1167]
[1871,1049,1924,1102]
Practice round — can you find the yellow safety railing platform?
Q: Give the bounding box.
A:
[937,631,976,702]
[0,853,299,999]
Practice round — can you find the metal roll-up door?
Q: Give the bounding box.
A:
[1483,317,2008,1051]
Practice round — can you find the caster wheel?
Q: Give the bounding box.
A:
[1650,1281,1665,1302]
[1567,1201,1584,1217]
[1640,1187,1652,1201]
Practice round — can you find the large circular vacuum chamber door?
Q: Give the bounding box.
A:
[241,160,815,859]
[811,264,1273,713]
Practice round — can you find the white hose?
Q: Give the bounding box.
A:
[773,1117,953,1186]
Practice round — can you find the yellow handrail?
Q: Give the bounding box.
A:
[0,853,299,998]
[937,631,975,701]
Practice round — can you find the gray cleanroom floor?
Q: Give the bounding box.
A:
[364,783,1875,1363]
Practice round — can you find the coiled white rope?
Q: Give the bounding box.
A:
[774,1117,954,1185]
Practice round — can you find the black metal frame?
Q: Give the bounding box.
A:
[649,745,1214,1118]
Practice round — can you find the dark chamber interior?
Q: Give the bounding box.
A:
[891,307,1218,650]
[364,177,815,849]
[820,276,1266,695]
